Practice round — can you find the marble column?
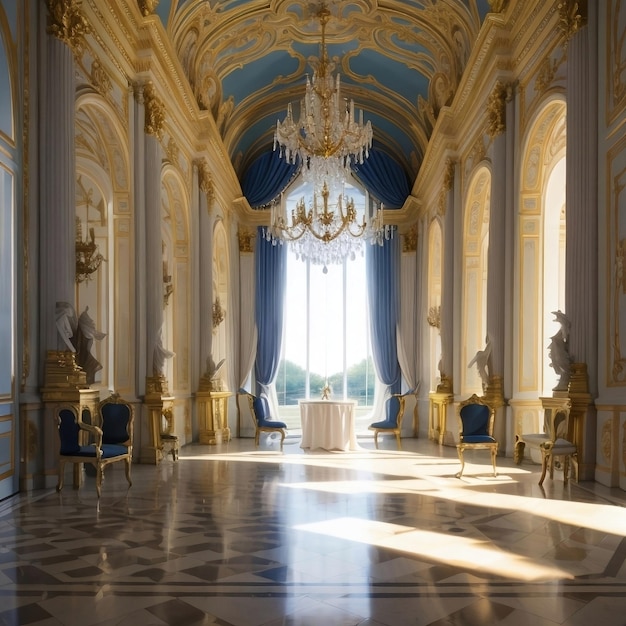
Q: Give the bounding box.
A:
[39,7,91,487]
[565,6,598,480]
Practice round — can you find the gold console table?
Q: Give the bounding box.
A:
[197,390,232,444]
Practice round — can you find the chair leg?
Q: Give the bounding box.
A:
[125,459,132,487]
[539,450,550,486]
[373,431,379,449]
[279,430,285,451]
[96,466,103,498]
[563,455,569,485]
[395,431,402,450]
[455,446,465,478]
[491,446,498,477]
[57,460,65,492]
[254,430,260,447]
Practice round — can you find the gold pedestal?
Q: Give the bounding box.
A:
[141,375,175,464]
[429,390,453,445]
[197,379,232,444]
[41,350,100,488]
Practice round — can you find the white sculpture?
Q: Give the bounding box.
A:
[74,306,107,384]
[153,326,175,377]
[468,335,492,390]
[548,310,572,391]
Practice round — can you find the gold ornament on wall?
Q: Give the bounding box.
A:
[212,296,225,329]
[238,228,255,253]
[138,0,159,17]
[143,82,165,138]
[557,0,586,49]
[46,0,91,55]
[163,258,173,307]
[427,305,441,330]
[486,80,513,138]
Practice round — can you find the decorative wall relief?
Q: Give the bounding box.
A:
[610,162,626,384]
[608,1,626,124]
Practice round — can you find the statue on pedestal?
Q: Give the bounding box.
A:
[468,335,492,392]
[548,310,573,392]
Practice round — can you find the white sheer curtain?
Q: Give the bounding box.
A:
[238,249,257,389]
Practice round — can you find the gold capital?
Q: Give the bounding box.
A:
[487,80,513,137]
[143,82,165,138]
[46,0,91,55]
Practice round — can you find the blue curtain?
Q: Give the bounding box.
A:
[366,234,402,417]
[242,151,299,208]
[254,228,287,395]
[352,148,411,209]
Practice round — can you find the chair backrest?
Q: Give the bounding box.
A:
[458,394,495,437]
[252,396,270,422]
[57,406,81,455]
[99,394,133,446]
[543,406,572,442]
[386,394,406,426]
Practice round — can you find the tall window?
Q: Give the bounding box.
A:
[275,181,376,407]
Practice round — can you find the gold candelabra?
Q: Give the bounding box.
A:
[75,218,105,283]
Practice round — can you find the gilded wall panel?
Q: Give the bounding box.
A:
[520,238,539,391]
[114,218,132,393]
[607,135,626,385]
[607,1,626,125]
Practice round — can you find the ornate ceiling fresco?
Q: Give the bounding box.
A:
[152,0,494,184]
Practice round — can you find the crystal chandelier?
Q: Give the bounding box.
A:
[266,180,389,271]
[273,2,373,187]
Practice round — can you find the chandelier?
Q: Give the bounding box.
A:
[75,179,105,283]
[266,181,389,271]
[273,2,373,187]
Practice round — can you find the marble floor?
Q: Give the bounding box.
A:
[1,434,626,626]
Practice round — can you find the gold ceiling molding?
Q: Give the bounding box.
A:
[487,0,509,12]
[143,81,165,137]
[486,79,514,137]
[46,0,92,55]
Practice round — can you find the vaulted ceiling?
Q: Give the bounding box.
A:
[151,0,495,186]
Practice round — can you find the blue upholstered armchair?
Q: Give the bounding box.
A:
[241,390,287,450]
[455,394,498,478]
[56,394,133,498]
[369,393,406,450]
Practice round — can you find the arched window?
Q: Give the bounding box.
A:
[275,177,376,423]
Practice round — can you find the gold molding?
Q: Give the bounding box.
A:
[557,0,587,49]
[197,159,215,204]
[238,228,255,253]
[46,0,91,55]
[90,58,111,95]
[402,225,418,252]
[137,0,159,17]
[143,81,165,138]
[486,80,513,137]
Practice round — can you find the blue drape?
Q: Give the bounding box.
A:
[254,228,287,395]
[366,234,402,417]
[352,148,411,209]
[242,151,299,208]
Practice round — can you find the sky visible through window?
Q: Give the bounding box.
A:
[283,250,369,379]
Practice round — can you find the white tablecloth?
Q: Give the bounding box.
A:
[299,400,359,451]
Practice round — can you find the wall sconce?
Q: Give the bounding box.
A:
[212,296,225,329]
[163,259,173,307]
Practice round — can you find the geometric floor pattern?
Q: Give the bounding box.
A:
[1,435,626,626]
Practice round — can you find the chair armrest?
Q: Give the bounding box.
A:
[79,422,103,446]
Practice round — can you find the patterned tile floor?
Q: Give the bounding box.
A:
[1,434,626,626]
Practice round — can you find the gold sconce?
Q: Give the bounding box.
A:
[163,259,173,307]
[212,296,225,329]
[76,179,105,283]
